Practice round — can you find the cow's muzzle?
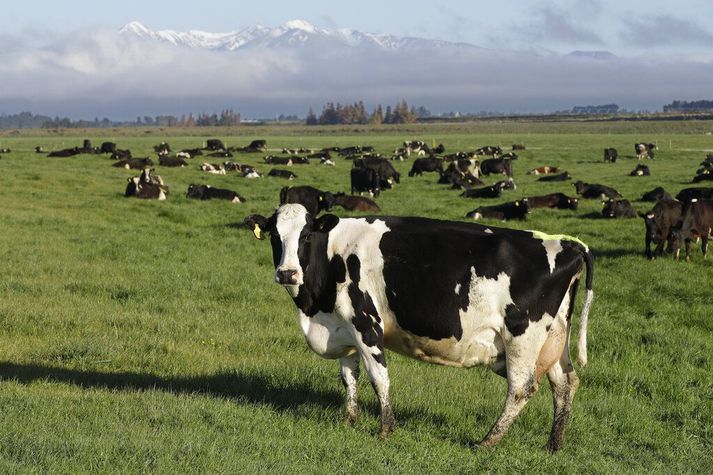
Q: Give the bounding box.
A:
[275,269,300,285]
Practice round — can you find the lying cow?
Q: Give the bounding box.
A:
[603,148,618,163]
[332,193,381,212]
[475,145,502,156]
[205,139,226,151]
[180,148,203,158]
[635,143,656,160]
[154,142,171,156]
[199,162,226,175]
[640,200,683,259]
[641,187,672,202]
[526,193,579,210]
[268,169,297,180]
[527,166,560,175]
[675,187,713,203]
[111,149,132,160]
[264,155,293,165]
[573,181,622,200]
[124,169,167,200]
[493,178,516,190]
[48,147,81,157]
[112,157,154,170]
[159,156,189,167]
[602,199,636,218]
[692,172,713,183]
[461,184,503,199]
[538,172,571,182]
[630,164,650,176]
[186,184,244,203]
[512,144,526,150]
[669,199,713,261]
[279,186,335,216]
[244,204,593,452]
[466,199,529,221]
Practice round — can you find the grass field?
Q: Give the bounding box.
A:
[0,123,711,473]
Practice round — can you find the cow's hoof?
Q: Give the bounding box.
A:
[378,423,395,440]
[343,414,357,428]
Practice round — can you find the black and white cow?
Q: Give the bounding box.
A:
[112,157,154,170]
[460,184,503,199]
[264,155,293,165]
[635,143,656,160]
[537,172,571,182]
[603,148,618,163]
[630,164,650,176]
[354,158,400,188]
[268,169,297,180]
[199,162,227,175]
[159,156,189,167]
[244,204,593,451]
[186,184,244,203]
[475,145,502,157]
[279,186,335,216]
[465,199,530,221]
[154,142,171,156]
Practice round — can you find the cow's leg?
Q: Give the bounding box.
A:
[702,235,709,259]
[357,346,394,439]
[480,341,540,447]
[685,238,692,262]
[340,353,360,426]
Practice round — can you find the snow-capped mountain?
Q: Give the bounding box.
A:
[118,20,480,51]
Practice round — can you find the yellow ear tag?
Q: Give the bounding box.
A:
[515,202,520,206]
[319,196,323,201]
[253,224,262,240]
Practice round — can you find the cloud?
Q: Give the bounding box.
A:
[528,6,603,45]
[621,15,713,46]
[1,26,712,118]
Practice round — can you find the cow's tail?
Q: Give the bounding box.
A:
[576,247,594,367]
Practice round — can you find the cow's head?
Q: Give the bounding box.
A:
[568,197,579,210]
[244,204,340,293]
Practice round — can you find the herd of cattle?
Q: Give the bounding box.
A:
[21,137,713,261]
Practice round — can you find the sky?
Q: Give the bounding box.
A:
[2,1,713,118]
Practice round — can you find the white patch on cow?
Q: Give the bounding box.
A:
[484,228,493,234]
[245,171,261,179]
[298,310,356,359]
[540,239,563,273]
[472,213,483,220]
[454,283,461,294]
[646,213,654,218]
[231,196,241,204]
[158,190,166,201]
[275,204,309,286]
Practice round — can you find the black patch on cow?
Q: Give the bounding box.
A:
[290,232,339,317]
[504,304,529,336]
[331,255,347,284]
[346,254,361,284]
[372,352,387,367]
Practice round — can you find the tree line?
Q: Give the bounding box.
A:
[305,100,426,125]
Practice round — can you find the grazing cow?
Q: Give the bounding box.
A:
[466,199,530,221]
[635,143,656,160]
[100,142,117,154]
[669,199,713,261]
[351,167,380,197]
[180,148,204,158]
[630,164,650,176]
[479,158,513,177]
[333,193,381,212]
[573,181,622,200]
[527,166,561,175]
[154,142,171,156]
[675,187,713,203]
[354,158,400,187]
[205,139,226,151]
[279,186,335,216]
[461,184,503,199]
[639,200,683,259]
[475,145,502,156]
[186,184,244,203]
[199,162,226,175]
[409,158,444,177]
[641,187,672,202]
[111,149,132,160]
[512,144,526,150]
[48,148,80,157]
[112,158,154,170]
[264,155,293,165]
[603,148,618,163]
[526,193,579,210]
[268,169,297,180]
[602,199,636,219]
[244,204,593,451]
[538,172,571,182]
[158,156,189,167]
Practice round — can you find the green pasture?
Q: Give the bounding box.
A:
[0,123,711,473]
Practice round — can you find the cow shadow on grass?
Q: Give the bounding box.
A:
[0,361,448,432]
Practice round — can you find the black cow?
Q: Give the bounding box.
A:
[333,193,381,212]
[159,156,189,167]
[111,149,132,160]
[351,167,380,197]
[186,184,244,203]
[279,186,335,216]
[675,187,713,203]
[466,199,529,221]
[479,158,513,177]
[0,148,8,153]
[354,158,400,187]
[48,148,80,157]
[35,146,44,153]
[635,143,656,160]
[641,187,672,202]
[268,169,297,180]
[527,193,579,210]
[291,157,310,165]
[461,184,503,199]
[640,200,683,259]
[409,158,443,177]
[180,148,203,157]
[246,139,267,152]
[602,199,636,218]
[573,181,622,200]
[112,158,154,170]
[512,144,526,150]
[603,148,618,163]
[692,172,713,183]
[205,139,226,151]
[538,172,571,182]
[244,204,593,451]
[207,151,233,158]
[100,142,117,154]
[630,164,650,176]
[264,156,293,165]
[669,199,713,261]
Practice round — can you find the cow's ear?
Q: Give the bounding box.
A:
[244,214,269,240]
[314,214,339,233]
